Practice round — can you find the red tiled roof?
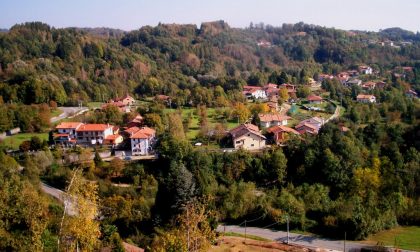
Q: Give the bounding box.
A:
[114,95,135,102]
[56,122,83,129]
[307,95,323,101]
[130,115,143,123]
[130,127,156,139]
[295,123,318,132]
[264,83,278,89]
[279,83,296,90]
[357,94,375,99]
[125,127,141,134]
[267,125,299,135]
[76,124,113,132]
[229,123,265,139]
[259,113,291,123]
[105,134,122,140]
[156,95,170,100]
[243,85,262,91]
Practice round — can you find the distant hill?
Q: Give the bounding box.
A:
[380,27,419,41]
[72,27,126,38]
[0,21,419,106]
[0,28,8,33]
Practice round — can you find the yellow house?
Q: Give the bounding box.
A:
[229,123,266,151]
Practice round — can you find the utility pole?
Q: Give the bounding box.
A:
[344,231,346,252]
[187,207,190,252]
[286,215,289,244]
[244,220,247,243]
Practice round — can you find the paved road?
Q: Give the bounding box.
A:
[41,183,77,215]
[218,225,367,252]
[325,106,340,124]
[50,107,88,123]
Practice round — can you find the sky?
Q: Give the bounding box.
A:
[1,0,419,32]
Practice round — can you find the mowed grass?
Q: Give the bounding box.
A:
[50,108,63,118]
[0,133,49,149]
[87,102,104,109]
[363,226,420,251]
[164,107,239,141]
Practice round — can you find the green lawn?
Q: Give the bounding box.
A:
[0,133,49,149]
[164,107,239,141]
[50,108,63,118]
[87,102,104,109]
[223,232,271,242]
[363,226,420,251]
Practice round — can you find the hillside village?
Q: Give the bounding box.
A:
[0,20,419,252]
[45,63,404,157]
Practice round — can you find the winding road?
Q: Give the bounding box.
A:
[217,225,412,252]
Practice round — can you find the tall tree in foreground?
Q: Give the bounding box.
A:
[152,200,215,252]
[0,153,49,251]
[59,170,100,251]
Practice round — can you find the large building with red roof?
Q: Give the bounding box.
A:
[54,122,123,146]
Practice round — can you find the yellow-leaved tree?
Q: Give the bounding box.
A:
[352,157,381,198]
[152,200,216,252]
[59,170,100,251]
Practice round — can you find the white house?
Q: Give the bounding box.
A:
[76,124,115,145]
[130,127,156,155]
[359,66,373,75]
[229,123,266,151]
[242,86,267,100]
[357,94,376,103]
[54,122,83,144]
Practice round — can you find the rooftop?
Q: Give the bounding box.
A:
[76,124,113,132]
[259,113,291,122]
[56,122,83,129]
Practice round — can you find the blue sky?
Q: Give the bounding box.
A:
[1,0,419,32]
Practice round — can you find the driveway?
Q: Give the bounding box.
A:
[50,107,88,123]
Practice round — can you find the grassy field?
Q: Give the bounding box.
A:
[87,102,103,109]
[363,226,420,251]
[0,132,49,149]
[50,108,63,118]
[164,107,239,141]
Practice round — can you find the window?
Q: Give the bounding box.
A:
[235,141,241,144]
[251,144,254,147]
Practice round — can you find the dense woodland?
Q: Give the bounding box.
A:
[0,21,419,251]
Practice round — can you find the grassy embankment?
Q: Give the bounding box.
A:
[363,226,420,251]
[0,133,49,149]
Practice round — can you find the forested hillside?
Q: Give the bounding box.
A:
[1,21,420,107]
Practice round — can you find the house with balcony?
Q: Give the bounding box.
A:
[76,124,115,145]
[229,123,266,150]
[53,122,83,145]
[130,127,156,155]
